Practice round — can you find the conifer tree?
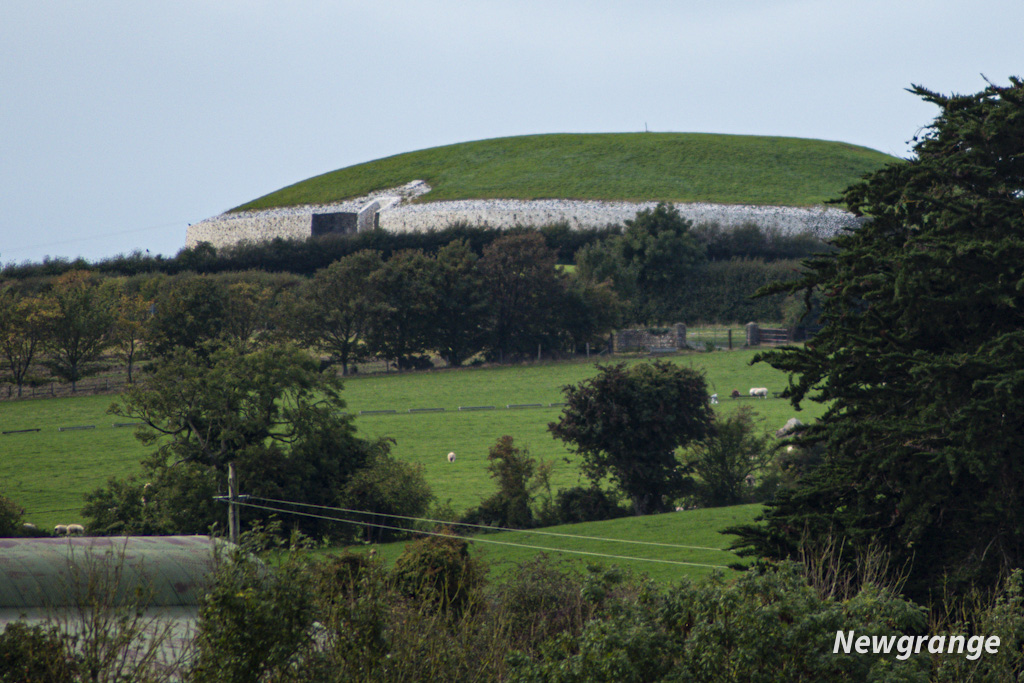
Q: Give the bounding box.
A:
[733,78,1024,598]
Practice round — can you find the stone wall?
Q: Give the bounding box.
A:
[378,199,861,240]
[613,323,687,352]
[185,180,865,250]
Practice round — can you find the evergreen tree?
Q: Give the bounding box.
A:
[732,78,1024,599]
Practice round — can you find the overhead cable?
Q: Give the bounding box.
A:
[246,495,729,553]
[228,498,732,570]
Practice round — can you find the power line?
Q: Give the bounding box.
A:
[227,499,734,571]
[3,220,188,256]
[247,495,730,553]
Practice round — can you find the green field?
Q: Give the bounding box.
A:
[0,349,823,531]
[326,504,761,584]
[233,133,896,212]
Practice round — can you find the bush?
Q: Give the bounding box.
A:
[191,532,316,683]
[461,436,552,530]
[491,555,593,654]
[508,562,932,682]
[685,405,775,507]
[554,486,629,524]
[0,622,78,683]
[340,451,434,543]
[392,533,487,617]
[0,494,25,536]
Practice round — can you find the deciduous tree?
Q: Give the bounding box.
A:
[102,282,152,384]
[480,233,564,361]
[148,275,228,357]
[431,240,488,367]
[576,202,705,324]
[364,249,437,370]
[549,361,714,515]
[44,270,113,391]
[281,250,381,375]
[0,288,52,397]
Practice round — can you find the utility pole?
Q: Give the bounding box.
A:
[228,462,239,545]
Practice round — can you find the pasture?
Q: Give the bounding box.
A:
[326,504,762,584]
[0,348,824,531]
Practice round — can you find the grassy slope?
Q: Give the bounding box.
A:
[0,349,824,531]
[329,504,762,584]
[233,133,897,212]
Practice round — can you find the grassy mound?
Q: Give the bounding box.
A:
[233,133,898,212]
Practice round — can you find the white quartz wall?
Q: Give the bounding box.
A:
[185,180,862,250]
[378,199,861,239]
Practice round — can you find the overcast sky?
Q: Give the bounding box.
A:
[2,1,1021,265]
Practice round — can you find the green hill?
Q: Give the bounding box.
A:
[232,133,898,212]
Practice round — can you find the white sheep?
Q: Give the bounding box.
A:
[447,451,456,463]
[54,524,68,535]
[710,393,718,405]
[749,387,769,399]
[67,524,85,535]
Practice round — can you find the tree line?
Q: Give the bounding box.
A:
[1,214,826,395]
[1,216,828,280]
[0,232,624,398]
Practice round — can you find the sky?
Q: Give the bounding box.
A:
[2,0,1021,265]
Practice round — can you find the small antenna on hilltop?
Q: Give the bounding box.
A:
[645,122,649,133]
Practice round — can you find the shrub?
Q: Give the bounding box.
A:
[685,405,775,507]
[191,532,316,683]
[340,451,434,543]
[508,562,931,682]
[462,436,551,530]
[491,555,592,654]
[0,622,78,683]
[554,486,629,524]
[392,533,487,617]
[0,494,25,536]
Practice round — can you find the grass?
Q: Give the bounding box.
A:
[324,504,762,584]
[232,133,897,212]
[0,347,824,531]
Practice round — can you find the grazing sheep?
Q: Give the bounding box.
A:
[54,524,68,535]
[67,524,85,535]
[22,523,37,531]
[749,387,769,399]
[675,506,685,512]
[447,451,456,463]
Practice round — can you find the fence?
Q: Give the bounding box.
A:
[1,375,130,402]
[745,323,820,346]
